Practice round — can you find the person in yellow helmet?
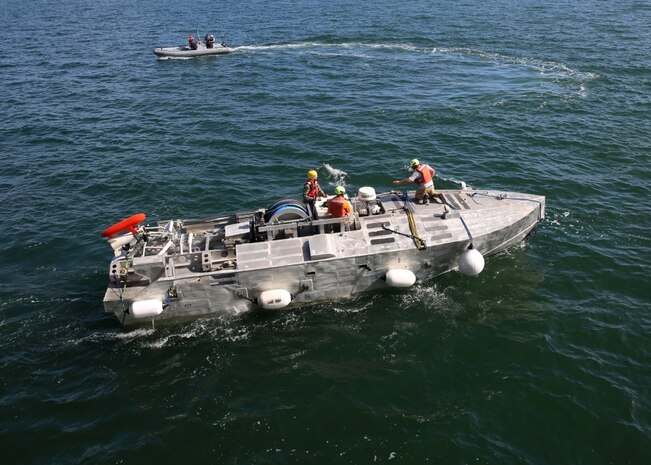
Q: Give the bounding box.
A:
[303,169,326,219]
[392,158,437,204]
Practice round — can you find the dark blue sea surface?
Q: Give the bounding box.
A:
[1,0,650,464]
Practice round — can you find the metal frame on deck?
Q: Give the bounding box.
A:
[257,213,358,240]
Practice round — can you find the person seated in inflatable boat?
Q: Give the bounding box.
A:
[188,34,199,50]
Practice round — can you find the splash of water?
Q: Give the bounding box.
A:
[322,163,348,188]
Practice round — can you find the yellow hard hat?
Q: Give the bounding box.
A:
[335,186,345,195]
[410,158,420,168]
[307,170,318,179]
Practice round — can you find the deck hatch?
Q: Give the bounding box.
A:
[308,234,337,260]
[383,196,405,211]
[236,238,304,270]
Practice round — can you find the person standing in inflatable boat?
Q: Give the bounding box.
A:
[392,158,437,204]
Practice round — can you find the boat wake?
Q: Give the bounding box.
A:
[432,46,597,80]
[156,56,194,60]
[233,41,418,53]
[156,40,594,98]
[234,41,596,96]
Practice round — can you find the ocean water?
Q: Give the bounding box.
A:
[1,0,650,463]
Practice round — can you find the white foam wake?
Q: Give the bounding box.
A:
[233,41,597,86]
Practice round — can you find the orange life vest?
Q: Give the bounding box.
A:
[306,179,320,200]
[328,196,352,218]
[414,164,433,186]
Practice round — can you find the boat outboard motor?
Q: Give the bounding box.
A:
[356,187,381,216]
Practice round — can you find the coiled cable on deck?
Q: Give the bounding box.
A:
[406,209,427,250]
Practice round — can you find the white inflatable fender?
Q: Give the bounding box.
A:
[130,299,164,318]
[258,289,292,310]
[385,269,417,288]
[458,247,485,276]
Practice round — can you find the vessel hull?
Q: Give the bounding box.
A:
[102,188,545,326]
